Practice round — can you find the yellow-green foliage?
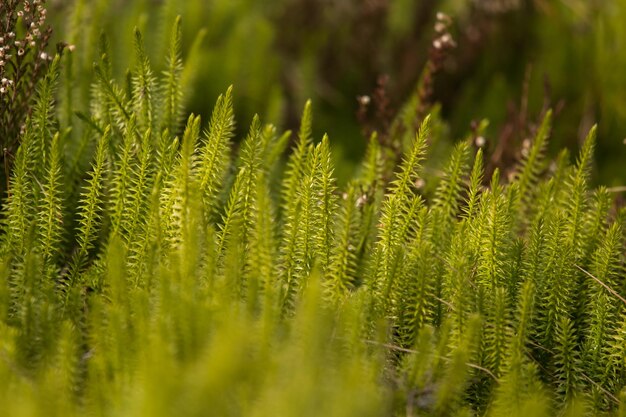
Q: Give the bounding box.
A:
[2,18,626,417]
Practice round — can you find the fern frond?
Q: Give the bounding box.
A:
[563,126,597,249]
[395,208,434,347]
[523,216,547,290]
[161,114,201,249]
[262,126,291,170]
[584,223,623,380]
[389,115,430,203]
[368,117,430,320]
[325,185,362,300]
[608,311,626,388]
[483,287,512,378]
[124,129,155,283]
[514,110,552,214]
[281,100,314,216]
[159,16,184,135]
[93,61,132,132]
[277,102,319,312]
[357,132,384,188]
[279,148,318,312]
[441,221,476,339]
[554,316,582,399]
[29,56,61,181]
[279,135,338,311]
[475,170,511,292]
[198,87,235,220]
[127,128,154,233]
[217,115,262,256]
[245,160,278,311]
[434,315,481,414]
[72,126,111,274]
[508,280,536,366]
[462,148,484,220]
[433,141,470,220]
[37,132,64,263]
[109,117,138,236]
[537,214,575,348]
[132,28,156,137]
[2,139,35,256]
[579,187,612,261]
[314,135,337,268]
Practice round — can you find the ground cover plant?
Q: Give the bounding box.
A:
[46,0,626,184]
[1,2,626,417]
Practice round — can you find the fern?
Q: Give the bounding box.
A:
[584,223,623,384]
[2,135,34,257]
[369,116,430,319]
[474,170,512,292]
[281,100,314,216]
[1,15,626,417]
[109,118,138,236]
[158,16,185,135]
[73,126,111,271]
[432,141,471,221]
[37,132,64,264]
[514,110,552,218]
[93,59,132,132]
[161,114,201,249]
[217,115,262,257]
[563,126,596,250]
[325,185,363,300]
[198,87,235,221]
[554,316,583,399]
[131,28,156,137]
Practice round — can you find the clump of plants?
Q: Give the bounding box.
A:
[1,10,626,417]
[0,0,54,195]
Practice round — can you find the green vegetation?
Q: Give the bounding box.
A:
[46,0,626,183]
[2,1,626,416]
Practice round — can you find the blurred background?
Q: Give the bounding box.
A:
[48,0,626,184]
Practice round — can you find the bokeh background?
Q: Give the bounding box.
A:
[48,0,626,184]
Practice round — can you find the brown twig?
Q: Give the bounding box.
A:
[360,338,499,383]
[574,263,626,306]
